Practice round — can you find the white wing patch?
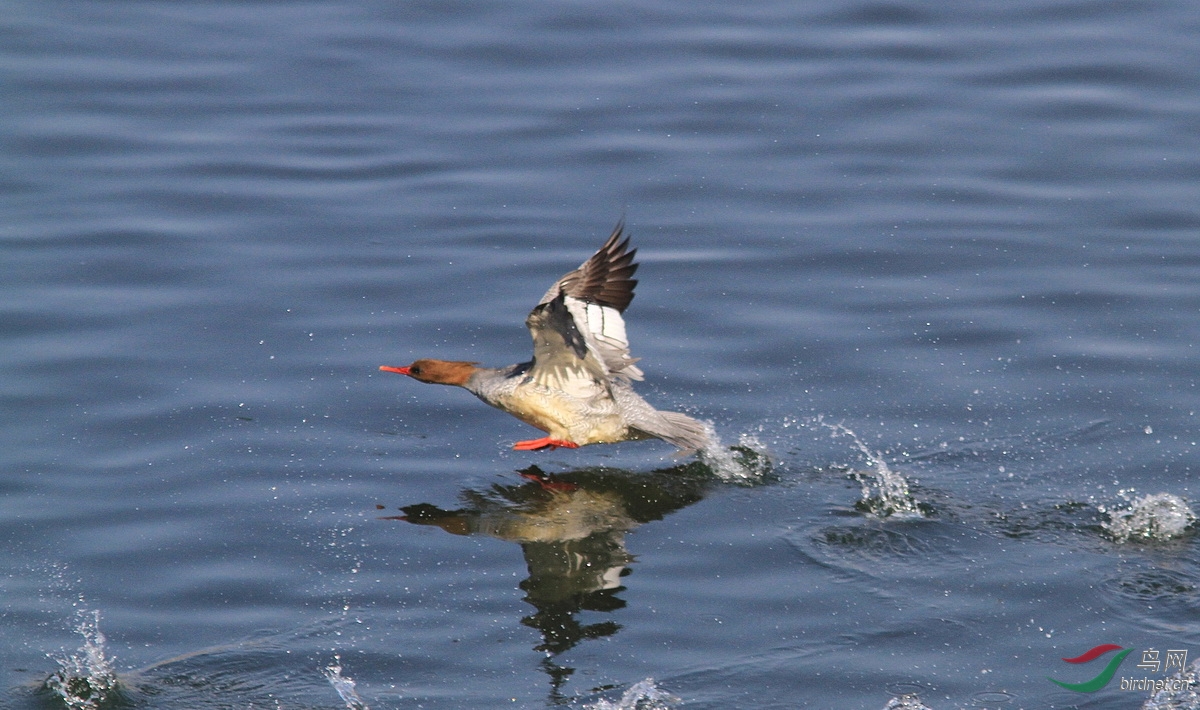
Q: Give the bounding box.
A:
[566,297,644,382]
[585,302,627,346]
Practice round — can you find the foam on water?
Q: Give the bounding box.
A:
[584,678,679,709]
[44,609,120,710]
[815,418,925,519]
[1143,659,1200,710]
[882,694,934,710]
[1099,491,1196,543]
[324,658,370,710]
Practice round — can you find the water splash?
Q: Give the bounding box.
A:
[1142,658,1200,710]
[882,694,934,710]
[324,658,370,710]
[44,609,120,710]
[1100,492,1196,543]
[816,418,924,518]
[699,426,772,483]
[585,678,679,709]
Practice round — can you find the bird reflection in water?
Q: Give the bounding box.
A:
[382,462,713,699]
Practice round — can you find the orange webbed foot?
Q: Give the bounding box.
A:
[512,437,580,451]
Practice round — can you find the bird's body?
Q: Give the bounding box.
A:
[380,223,710,454]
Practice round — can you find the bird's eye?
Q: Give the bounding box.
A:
[410,365,422,375]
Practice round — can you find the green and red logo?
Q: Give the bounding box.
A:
[1049,644,1133,692]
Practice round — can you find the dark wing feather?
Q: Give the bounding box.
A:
[537,221,638,312]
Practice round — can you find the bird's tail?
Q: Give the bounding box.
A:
[640,410,712,455]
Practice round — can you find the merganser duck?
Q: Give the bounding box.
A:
[379,222,711,454]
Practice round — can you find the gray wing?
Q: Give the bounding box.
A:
[524,293,610,398]
[530,221,645,383]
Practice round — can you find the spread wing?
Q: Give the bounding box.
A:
[525,222,645,393]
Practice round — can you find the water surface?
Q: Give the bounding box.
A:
[3,0,1200,708]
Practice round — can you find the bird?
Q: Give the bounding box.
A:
[379,221,711,454]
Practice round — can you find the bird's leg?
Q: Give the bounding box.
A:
[512,437,579,451]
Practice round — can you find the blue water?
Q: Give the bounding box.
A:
[3,1,1200,708]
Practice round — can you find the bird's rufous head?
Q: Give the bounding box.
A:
[379,359,477,386]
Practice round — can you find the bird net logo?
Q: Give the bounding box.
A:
[1049,644,1193,693]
